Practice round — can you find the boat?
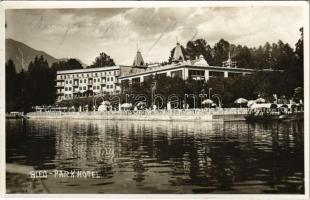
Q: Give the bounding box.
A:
[245,113,287,122]
[6,112,25,119]
[245,103,304,122]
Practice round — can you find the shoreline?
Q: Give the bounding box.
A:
[26,109,249,122]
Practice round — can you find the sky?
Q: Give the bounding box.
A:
[5,6,305,66]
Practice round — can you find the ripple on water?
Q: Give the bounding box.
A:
[6,119,304,194]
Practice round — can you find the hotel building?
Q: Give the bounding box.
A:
[56,66,122,101]
[56,42,272,101]
[118,43,257,86]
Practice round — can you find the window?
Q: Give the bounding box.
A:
[65,80,68,84]
[69,87,72,91]
[94,79,96,83]
[132,77,140,84]
[107,77,110,82]
[79,87,82,90]
[189,70,205,76]
[111,77,114,81]
[84,79,86,83]
[83,86,86,90]
[69,80,72,84]
[228,72,242,78]
[171,70,183,78]
[209,71,224,78]
[65,87,68,91]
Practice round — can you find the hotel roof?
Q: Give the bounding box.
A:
[133,50,145,67]
[173,42,185,62]
[56,65,121,75]
[119,62,258,79]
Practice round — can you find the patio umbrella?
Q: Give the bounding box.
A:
[136,102,146,109]
[202,99,214,104]
[255,98,266,103]
[136,101,146,107]
[234,98,248,104]
[101,101,111,106]
[247,100,256,107]
[121,103,132,109]
[202,99,214,108]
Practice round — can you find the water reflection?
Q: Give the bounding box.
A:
[6,119,304,194]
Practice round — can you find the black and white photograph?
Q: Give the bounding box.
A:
[2,1,309,197]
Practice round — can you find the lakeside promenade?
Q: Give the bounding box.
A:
[26,108,249,122]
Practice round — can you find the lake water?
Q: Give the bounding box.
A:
[6,119,304,194]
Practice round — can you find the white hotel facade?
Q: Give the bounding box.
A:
[56,42,267,101]
[56,66,121,101]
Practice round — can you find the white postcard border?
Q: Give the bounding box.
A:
[0,1,309,200]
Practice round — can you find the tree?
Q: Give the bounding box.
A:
[51,59,83,71]
[251,46,265,69]
[27,55,55,106]
[185,39,214,65]
[5,59,18,111]
[88,52,115,68]
[16,69,30,112]
[213,39,230,66]
[232,45,252,68]
[294,27,304,87]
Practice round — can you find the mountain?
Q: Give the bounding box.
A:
[5,39,59,72]
[5,39,87,72]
